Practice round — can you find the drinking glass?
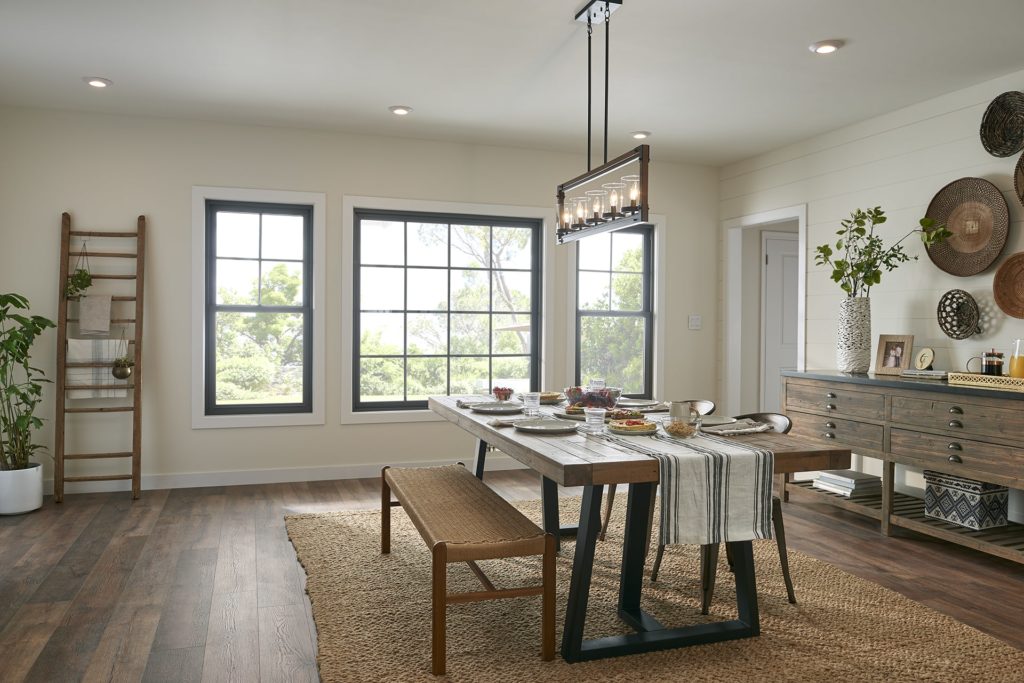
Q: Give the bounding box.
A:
[588,377,606,390]
[1011,339,1024,378]
[583,407,606,433]
[523,391,541,416]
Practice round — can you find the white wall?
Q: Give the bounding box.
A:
[0,106,719,491]
[720,67,1024,513]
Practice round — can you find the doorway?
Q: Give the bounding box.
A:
[761,231,799,412]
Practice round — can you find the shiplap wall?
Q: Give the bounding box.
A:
[719,68,1024,516]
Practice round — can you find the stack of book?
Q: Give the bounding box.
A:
[812,470,882,499]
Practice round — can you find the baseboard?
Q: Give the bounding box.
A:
[45,453,528,495]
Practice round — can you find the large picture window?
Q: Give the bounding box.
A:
[575,226,653,397]
[205,200,313,415]
[354,210,541,411]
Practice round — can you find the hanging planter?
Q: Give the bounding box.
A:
[111,330,134,380]
[65,239,93,298]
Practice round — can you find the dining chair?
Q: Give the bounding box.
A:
[649,411,797,614]
[598,399,716,542]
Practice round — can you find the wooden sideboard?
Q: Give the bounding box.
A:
[781,370,1024,565]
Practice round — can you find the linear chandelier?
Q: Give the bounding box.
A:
[556,0,650,244]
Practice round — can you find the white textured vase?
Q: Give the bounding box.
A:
[0,462,43,515]
[836,297,871,373]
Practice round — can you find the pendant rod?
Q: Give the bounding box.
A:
[587,17,593,171]
[604,7,610,164]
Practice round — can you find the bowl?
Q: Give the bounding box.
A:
[563,386,622,408]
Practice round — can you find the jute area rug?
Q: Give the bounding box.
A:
[286,498,1024,682]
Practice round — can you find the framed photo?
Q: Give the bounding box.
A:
[875,335,914,375]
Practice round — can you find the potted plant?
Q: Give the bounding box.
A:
[64,267,92,298]
[814,207,950,373]
[112,355,134,380]
[0,293,55,514]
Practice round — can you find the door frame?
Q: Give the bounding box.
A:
[721,205,806,416]
[760,230,799,411]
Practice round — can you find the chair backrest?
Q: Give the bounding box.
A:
[681,399,716,416]
[734,412,792,434]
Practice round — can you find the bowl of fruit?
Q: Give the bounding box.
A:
[492,386,514,402]
[563,386,622,409]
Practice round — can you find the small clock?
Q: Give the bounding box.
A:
[914,347,935,371]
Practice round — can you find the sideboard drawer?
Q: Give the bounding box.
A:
[789,412,884,453]
[889,428,1024,483]
[786,381,885,420]
[891,396,1024,442]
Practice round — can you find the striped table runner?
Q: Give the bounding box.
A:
[598,432,774,546]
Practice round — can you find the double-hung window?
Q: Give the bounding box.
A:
[204,199,313,415]
[575,226,653,397]
[354,210,541,411]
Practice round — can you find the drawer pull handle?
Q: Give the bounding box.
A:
[825,422,836,429]
[947,442,962,451]
[948,406,963,415]
[825,392,837,399]
[825,403,836,410]
[948,420,963,429]
[823,432,835,439]
[948,454,963,464]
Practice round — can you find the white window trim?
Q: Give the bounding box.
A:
[341,195,556,425]
[565,215,667,399]
[191,186,326,429]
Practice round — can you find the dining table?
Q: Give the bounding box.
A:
[429,395,852,663]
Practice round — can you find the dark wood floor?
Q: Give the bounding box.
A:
[1,471,1021,682]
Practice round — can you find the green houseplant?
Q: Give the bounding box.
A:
[814,207,950,372]
[0,293,55,514]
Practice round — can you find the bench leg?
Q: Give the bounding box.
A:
[699,543,720,615]
[432,543,447,675]
[473,439,487,480]
[773,496,797,604]
[542,533,555,661]
[599,483,617,541]
[381,467,391,555]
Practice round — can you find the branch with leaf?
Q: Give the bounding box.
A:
[814,207,951,298]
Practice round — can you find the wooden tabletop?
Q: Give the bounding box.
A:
[429,396,851,488]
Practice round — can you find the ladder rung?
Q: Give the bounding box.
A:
[67,361,113,368]
[64,406,135,413]
[69,231,138,238]
[68,295,136,302]
[69,251,137,259]
[67,318,136,324]
[64,452,134,460]
[65,384,133,391]
[89,274,137,280]
[64,474,133,482]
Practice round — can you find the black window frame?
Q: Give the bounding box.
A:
[574,225,654,398]
[353,208,543,412]
[204,199,314,416]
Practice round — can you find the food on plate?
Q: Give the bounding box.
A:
[564,404,585,415]
[539,391,563,403]
[492,386,513,401]
[664,420,698,437]
[608,419,657,432]
[605,408,642,420]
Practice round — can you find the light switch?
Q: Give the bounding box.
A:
[688,314,702,330]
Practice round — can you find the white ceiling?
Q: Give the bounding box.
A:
[3,0,1024,166]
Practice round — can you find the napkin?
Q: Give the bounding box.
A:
[702,418,773,436]
[456,396,494,408]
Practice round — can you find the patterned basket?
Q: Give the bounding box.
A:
[924,470,1007,530]
[947,372,1024,392]
[980,91,1024,157]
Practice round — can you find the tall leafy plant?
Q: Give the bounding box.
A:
[0,293,55,470]
[815,207,951,298]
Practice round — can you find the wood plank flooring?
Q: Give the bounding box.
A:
[0,470,1020,681]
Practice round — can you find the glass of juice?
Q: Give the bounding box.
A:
[1011,339,1024,378]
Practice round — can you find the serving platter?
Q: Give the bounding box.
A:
[700,416,738,427]
[471,402,524,415]
[513,418,579,434]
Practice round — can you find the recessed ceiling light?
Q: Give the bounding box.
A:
[630,131,651,140]
[389,105,413,116]
[809,40,844,55]
[83,77,113,88]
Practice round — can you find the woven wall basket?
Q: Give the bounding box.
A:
[980,91,1024,157]
[924,177,1008,276]
[1015,153,1024,208]
[936,289,981,339]
[993,252,1024,319]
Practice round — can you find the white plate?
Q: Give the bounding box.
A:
[700,416,738,426]
[551,409,586,421]
[513,418,578,434]
[607,424,658,436]
[471,402,524,415]
[616,397,660,408]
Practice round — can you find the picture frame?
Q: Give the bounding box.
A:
[875,334,914,375]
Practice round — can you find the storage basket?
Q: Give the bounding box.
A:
[924,470,1008,530]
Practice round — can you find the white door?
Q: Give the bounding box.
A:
[761,233,799,412]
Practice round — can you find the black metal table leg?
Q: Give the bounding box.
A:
[617,482,663,632]
[473,439,487,479]
[560,484,604,662]
[542,476,579,552]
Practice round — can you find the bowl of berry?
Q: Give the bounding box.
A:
[492,386,514,402]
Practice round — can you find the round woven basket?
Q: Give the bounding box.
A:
[925,177,1008,276]
[1015,153,1024,208]
[936,289,981,339]
[980,91,1024,157]
[994,252,1024,319]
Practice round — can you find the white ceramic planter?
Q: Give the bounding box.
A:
[836,297,872,373]
[0,462,43,515]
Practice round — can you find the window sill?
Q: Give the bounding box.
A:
[192,411,325,430]
[339,409,444,426]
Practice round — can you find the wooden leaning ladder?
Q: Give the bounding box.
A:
[54,212,146,502]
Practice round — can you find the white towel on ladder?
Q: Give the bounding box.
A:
[78,295,112,335]
[67,339,127,399]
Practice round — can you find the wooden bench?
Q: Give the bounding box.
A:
[381,464,555,676]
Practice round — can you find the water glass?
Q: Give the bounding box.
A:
[583,407,606,433]
[523,391,541,416]
[588,377,606,390]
